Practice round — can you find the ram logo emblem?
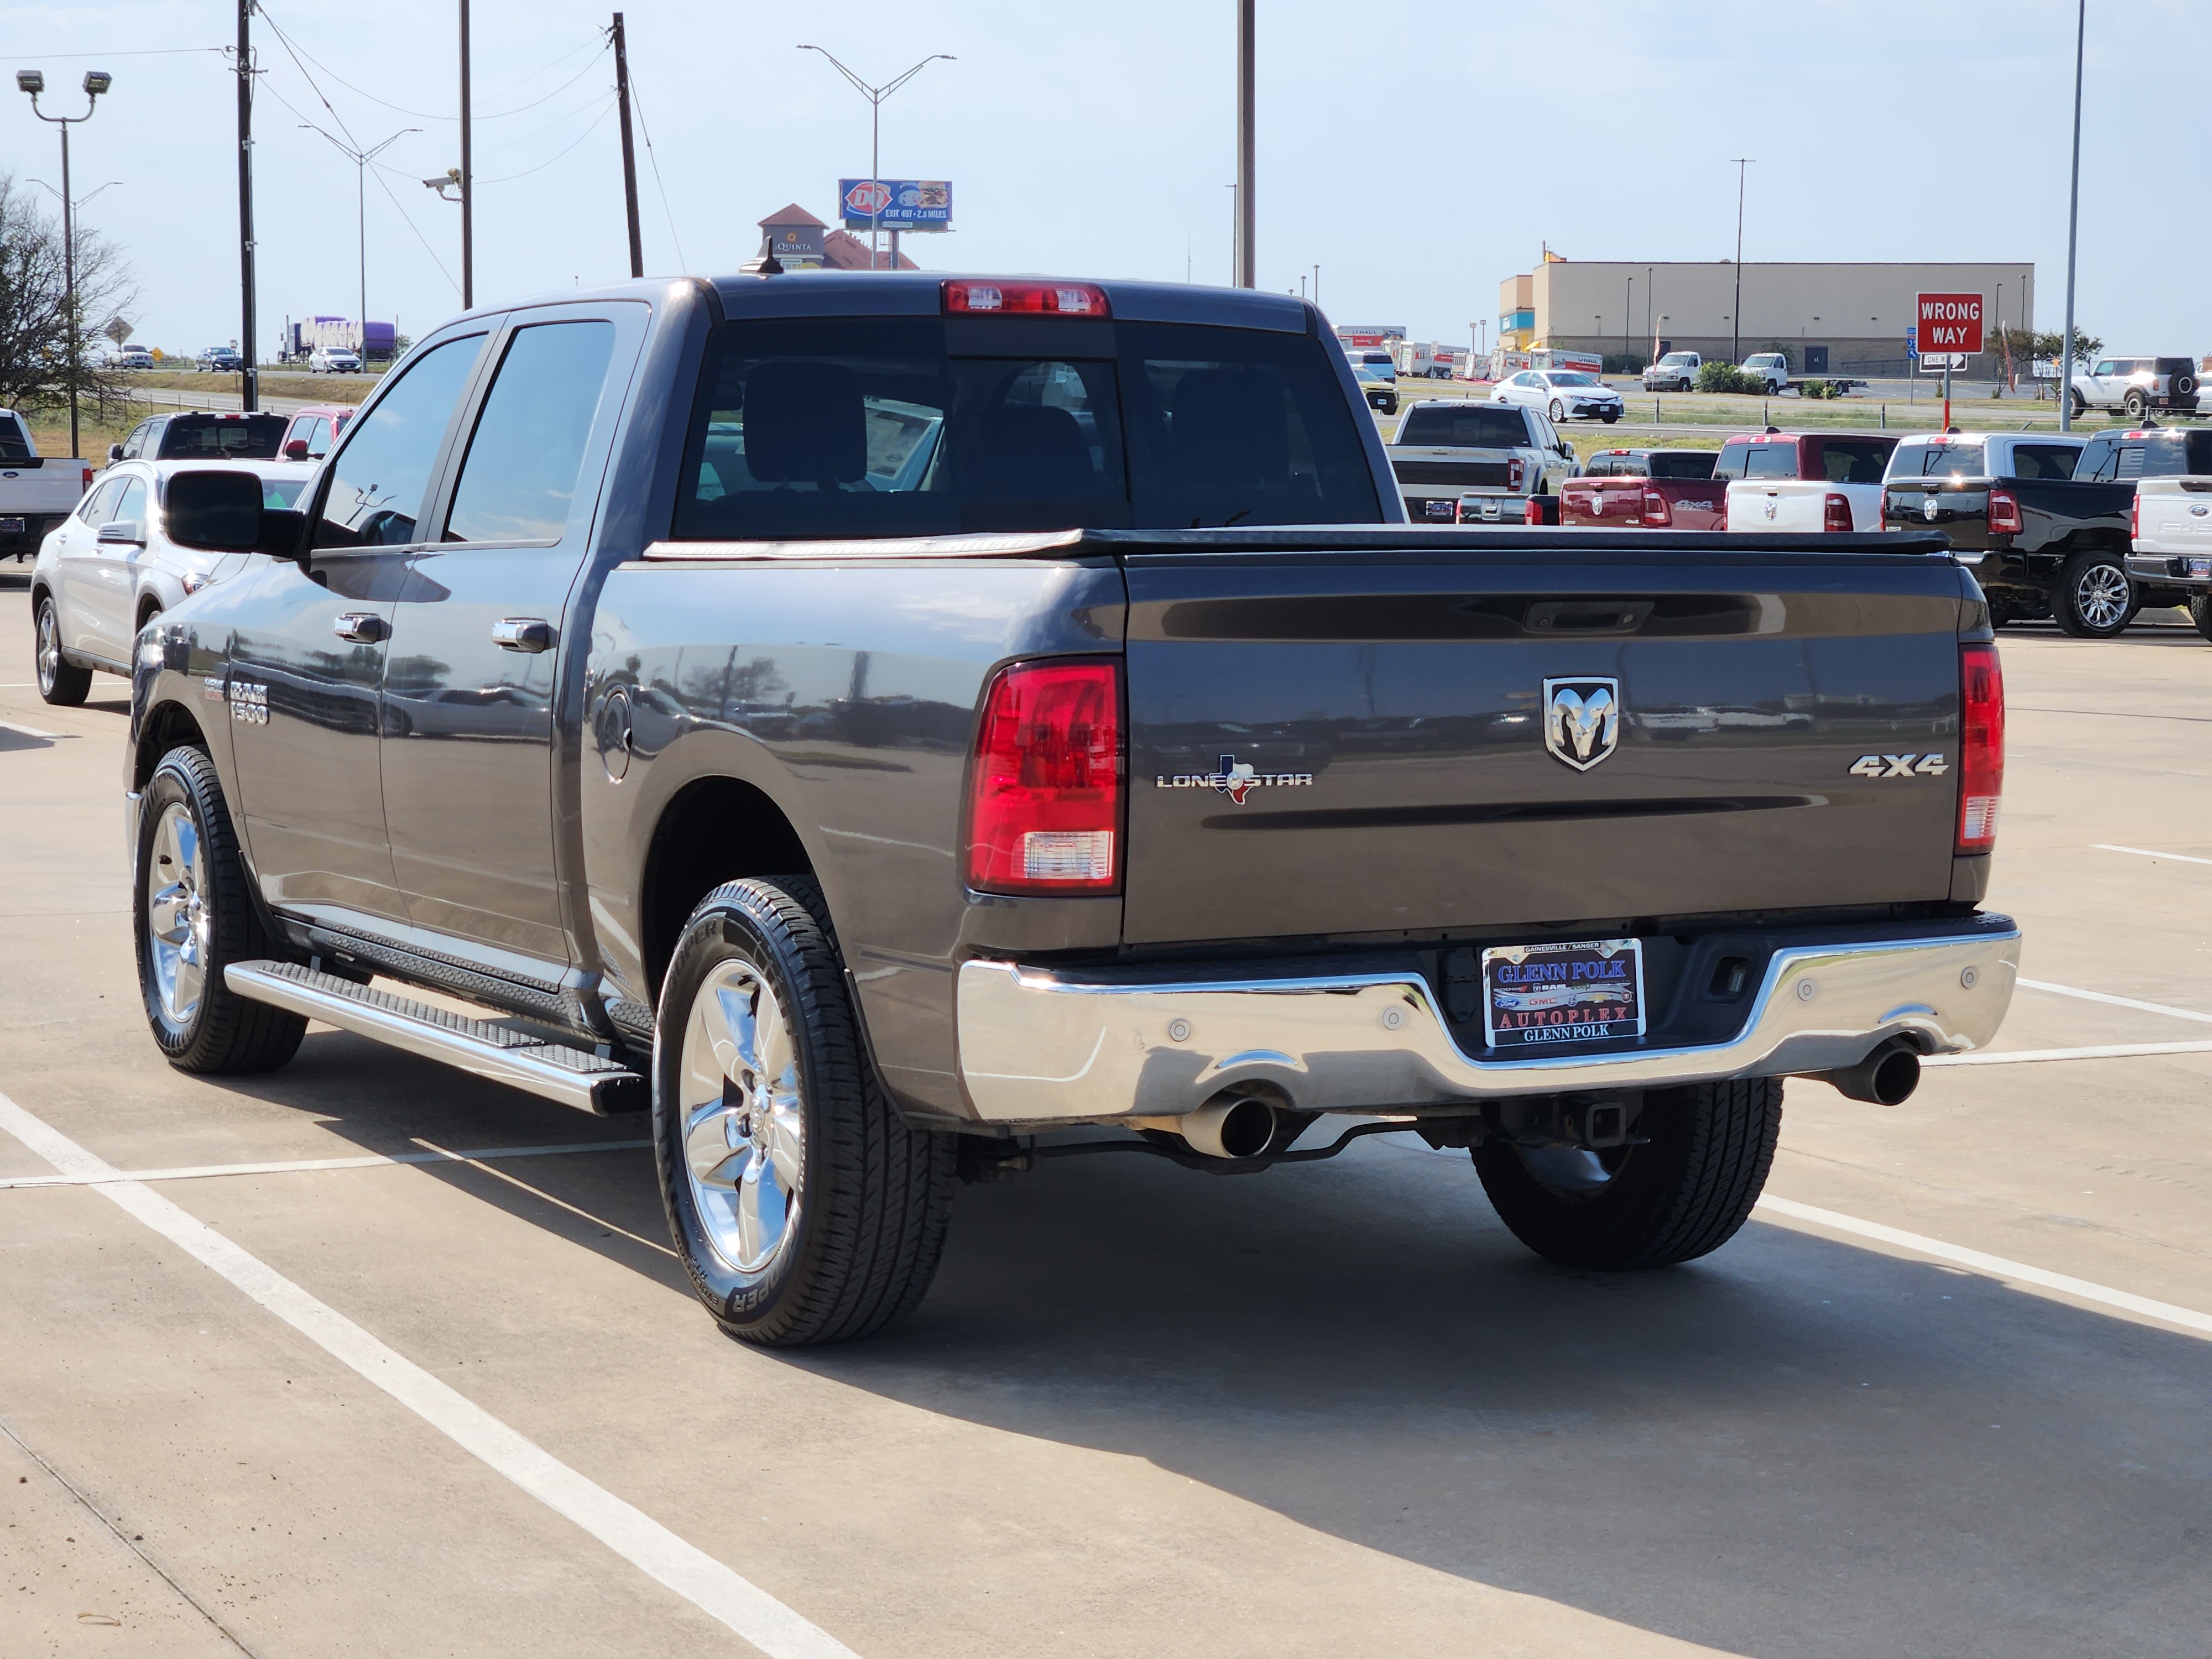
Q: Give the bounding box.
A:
[1543,677,1621,771]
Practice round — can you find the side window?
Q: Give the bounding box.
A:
[119,421,152,460]
[1712,442,1750,481]
[77,476,124,524]
[306,418,334,458]
[2077,438,2117,482]
[2091,360,2114,378]
[111,476,147,530]
[314,335,484,549]
[444,320,617,544]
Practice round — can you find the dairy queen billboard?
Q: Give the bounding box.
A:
[838,179,953,231]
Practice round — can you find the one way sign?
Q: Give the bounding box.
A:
[1915,292,1984,354]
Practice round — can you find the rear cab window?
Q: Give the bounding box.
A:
[1645,451,1716,481]
[1395,406,1533,450]
[1891,441,1987,479]
[672,316,1380,538]
[155,414,288,461]
[0,414,30,460]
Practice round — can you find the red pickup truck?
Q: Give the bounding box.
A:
[1558,448,1725,529]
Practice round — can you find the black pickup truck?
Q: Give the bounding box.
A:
[1882,426,2209,637]
[122,272,2019,1346]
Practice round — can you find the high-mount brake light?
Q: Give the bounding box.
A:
[1642,486,1671,526]
[942,280,1110,318]
[1989,488,2023,536]
[1957,641,2005,853]
[966,659,1123,895]
[1822,492,1853,533]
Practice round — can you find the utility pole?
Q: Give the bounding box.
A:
[236,0,258,409]
[2059,0,2084,432]
[611,12,643,278]
[1729,158,1752,364]
[1624,274,1633,365]
[460,0,473,307]
[1235,0,1255,288]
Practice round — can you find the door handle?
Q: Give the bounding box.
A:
[492,617,554,654]
[332,612,388,644]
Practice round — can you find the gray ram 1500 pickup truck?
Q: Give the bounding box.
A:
[124,272,2020,1347]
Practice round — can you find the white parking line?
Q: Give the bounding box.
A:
[0,1138,649,1191]
[2093,843,2212,868]
[0,718,61,739]
[2017,977,2212,1027]
[0,1092,860,1659]
[1927,1039,2212,1067]
[1755,1196,2212,1340]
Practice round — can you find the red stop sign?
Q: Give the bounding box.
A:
[1916,292,1984,354]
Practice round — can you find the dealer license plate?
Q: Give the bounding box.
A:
[0,517,23,535]
[1481,938,1646,1051]
[2190,557,2211,579]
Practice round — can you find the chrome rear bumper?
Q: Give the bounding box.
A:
[955,924,2020,1125]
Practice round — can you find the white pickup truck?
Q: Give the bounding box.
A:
[2126,463,2212,641]
[0,410,93,560]
[1718,430,1900,534]
[1643,351,1702,392]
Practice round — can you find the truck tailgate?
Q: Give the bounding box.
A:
[2134,478,2212,555]
[0,460,88,514]
[1121,541,1969,945]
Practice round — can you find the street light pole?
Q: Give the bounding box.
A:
[1730,158,1753,364]
[1235,0,1255,288]
[460,0,473,307]
[796,45,955,269]
[304,126,417,362]
[1625,275,1633,365]
[2060,0,2084,432]
[17,68,111,456]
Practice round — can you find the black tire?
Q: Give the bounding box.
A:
[134,747,306,1073]
[2051,548,2135,639]
[1474,1078,1782,1269]
[33,592,91,706]
[2070,389,2088,419]
[2188,594,2212,643]
[2124,389,2148,421]
[1764,380,1780,396]
[1679,378,1693,393]
[654,876,956,1347]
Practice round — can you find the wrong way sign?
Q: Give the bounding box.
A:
[1915,292,1984,354]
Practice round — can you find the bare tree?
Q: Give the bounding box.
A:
[0,170,137,419]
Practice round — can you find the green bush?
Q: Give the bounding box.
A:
[1799,378,1845,400]
[1695,361,1761,395]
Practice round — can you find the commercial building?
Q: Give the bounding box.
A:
[1498,257,2036,377]
[756,204,920,272]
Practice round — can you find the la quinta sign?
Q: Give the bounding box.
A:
[1915,292,1984,354]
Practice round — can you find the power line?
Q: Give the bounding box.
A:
[470,75,614,162]
[624,69,686,270]
[368,163,462,297]
[254,3,604,122]
[477,98,615,184]
[1,46,226,60]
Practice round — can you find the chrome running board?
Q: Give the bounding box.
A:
[225,960,645,1115]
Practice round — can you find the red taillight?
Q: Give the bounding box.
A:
[1642,486,1670,526]
[1989,488,2022,536]
[1823,492,1853,533]
[1957,641,2005,853]
[1506,456,1525,492]
[80,464,93,492]
[1523,495,1545,525]
[943,280,1110,317]
[966,660,1123,894]
[2128,491,2140,544]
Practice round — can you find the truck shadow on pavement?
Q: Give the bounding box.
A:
[260,1033,2212,1659]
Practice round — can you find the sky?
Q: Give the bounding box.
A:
[0,0,2200,357]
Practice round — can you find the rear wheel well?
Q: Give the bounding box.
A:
[134,702,208,790]
[641,776,815,1003]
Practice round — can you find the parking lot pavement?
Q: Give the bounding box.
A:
[2,575,2209,1658]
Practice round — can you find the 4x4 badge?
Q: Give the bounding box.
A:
[1543,677,1620,771]
[1849,753,1948,778]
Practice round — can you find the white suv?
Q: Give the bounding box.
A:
[2069,356,2199,421]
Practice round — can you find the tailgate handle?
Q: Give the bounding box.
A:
[1522,599,1654,635]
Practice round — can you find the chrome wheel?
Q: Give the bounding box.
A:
[679,960,806,1275]
[35,601,59,695]
[2074,562,2131,632]
[144,801,210,1026]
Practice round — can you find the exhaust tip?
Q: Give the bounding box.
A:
[1817,1040,1922,1105]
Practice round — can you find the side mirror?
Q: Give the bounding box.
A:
[282,439,310,460]
[107,442,124,463]
[164,468,281,554]
[96,519,145,547]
